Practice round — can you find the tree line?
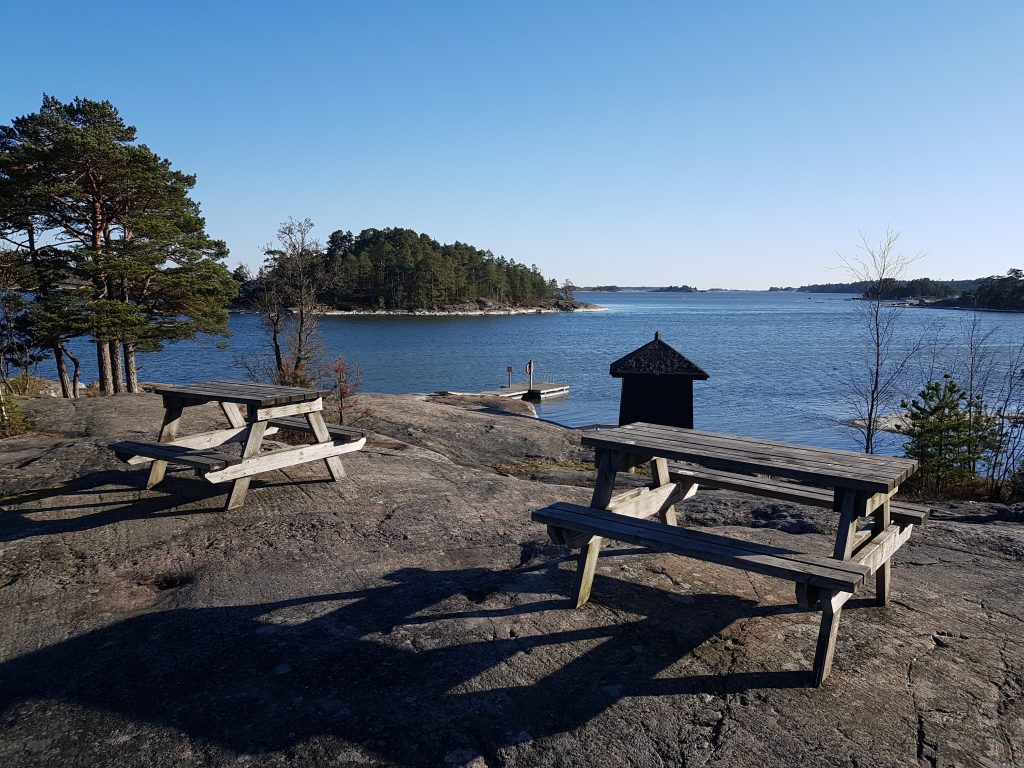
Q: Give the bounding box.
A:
[0,96,236,398]
[796,274,1024,303]
[237,226,560,311]
[941,269,1024,311]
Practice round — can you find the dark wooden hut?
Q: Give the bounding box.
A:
[609,331,709,428]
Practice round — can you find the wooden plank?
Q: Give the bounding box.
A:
[224,420,269,510]
[650,456,678,526]
[123,425,280,464]
[109,441,237,470]
[587,423,917,492]
[666,463,928,527]
[563,484,683,548]
[220,401,247,427]
[146,403,184,488]
[872,499,892,605]
[203,437,366,483]
[533,504,867,591]
[832,488,862,560]
[270,416,365,442]
[852,523,913,576]
[600,423,913,477]
[306,410,346,482]
[608,483,681,519]
[812,594,843,686]
[623,431,913,491]
[541,502,870,576]
[850,528,874,552]
[208,379,329,403]
[590,449,620,510]
[574,538,602,607]
[604,423,918,477]
[252,398,323,422]
[588,432,900,493]
[154,381,328,408]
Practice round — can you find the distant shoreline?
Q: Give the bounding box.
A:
[231,301,608,317]
[321,304,609,317]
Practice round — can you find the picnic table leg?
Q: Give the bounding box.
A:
[649,456,679,525]
[224,421,268,510]
[574,537,602,607]
[146,402,184,489]
[220,401,246,428]
[872,497,892,605]
[832,487,860,560]
[590,449,620,509]
[570,448,622,607]
[305,410,346,481]
[812,591,844,686]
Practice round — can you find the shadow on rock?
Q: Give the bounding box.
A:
[0,472,223,542]
[0,564,808,765]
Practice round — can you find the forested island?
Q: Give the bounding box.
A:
[793,271,1024,311]
[234,226,581,313]
[650,285,698,293]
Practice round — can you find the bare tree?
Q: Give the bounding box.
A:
[979,341,1024,497]
[839,228,924,453]
[240,218,333,387]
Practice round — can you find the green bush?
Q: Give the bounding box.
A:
[900,375,1000,498]
[0,397,30,438]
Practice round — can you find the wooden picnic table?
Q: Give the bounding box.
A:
[109,380,366,510]
[533,422,928,685]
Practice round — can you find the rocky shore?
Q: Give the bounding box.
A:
[322,299,608,316]
[232,299,608,318]
[1,392,1022,767]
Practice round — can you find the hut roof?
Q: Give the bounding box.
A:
[609,332,710,379]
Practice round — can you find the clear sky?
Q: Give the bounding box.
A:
[2,1,1021,289]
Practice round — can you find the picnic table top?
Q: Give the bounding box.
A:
[582,422,918,494]
[152,380,331,408]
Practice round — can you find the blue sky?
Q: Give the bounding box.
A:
[2,1,1021,289]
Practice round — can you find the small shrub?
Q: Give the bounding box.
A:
[1012,465,1024,501]
[329,355,367,425]
[0,398,30,438]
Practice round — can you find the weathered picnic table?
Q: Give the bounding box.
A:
[109,380,366,510]
[532,422,929,685]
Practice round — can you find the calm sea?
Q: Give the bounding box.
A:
[42,291,1024,453]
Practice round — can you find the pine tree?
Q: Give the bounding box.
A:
[900,375,999,497]
[1,96,235,394]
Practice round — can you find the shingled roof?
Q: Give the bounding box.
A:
[609,332,709,379]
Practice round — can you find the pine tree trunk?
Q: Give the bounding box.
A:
[110,341,124,393]
[124,343,139,393]
[97,340,115,394]
[52,344,73,398]
[66,348,81,398]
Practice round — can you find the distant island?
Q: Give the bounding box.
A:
[650,285,698,293]
[795,270,1023,311]
[234,226,600,313]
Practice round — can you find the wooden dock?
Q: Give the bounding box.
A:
[443,382,570,400]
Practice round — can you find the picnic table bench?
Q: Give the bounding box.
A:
[532,422,929,685]
[109,380,366,510]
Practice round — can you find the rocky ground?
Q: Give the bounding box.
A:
[1,392,1022,767]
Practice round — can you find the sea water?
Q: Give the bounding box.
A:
[39,291,1024,453]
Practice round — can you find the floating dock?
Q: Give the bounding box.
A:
[443,382,570,401]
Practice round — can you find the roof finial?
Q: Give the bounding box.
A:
[655,330,661,341]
